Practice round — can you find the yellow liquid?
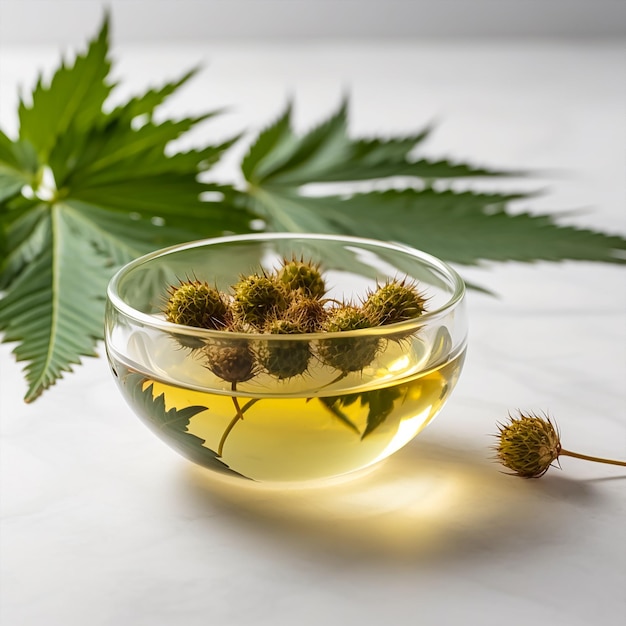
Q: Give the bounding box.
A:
[112,350,465,483]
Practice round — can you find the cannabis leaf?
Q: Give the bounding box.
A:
[319,385,407,439]
[123,373,244,478]
[1,14,625,402]
[238,101,626,266]
[317,395,361,434]
[0,15,253,401]
[360,386,408,439]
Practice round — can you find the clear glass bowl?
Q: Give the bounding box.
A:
[105,233,467,484]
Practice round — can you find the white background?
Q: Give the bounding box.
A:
[1,2,625,626]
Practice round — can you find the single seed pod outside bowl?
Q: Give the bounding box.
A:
[495,412,561,478]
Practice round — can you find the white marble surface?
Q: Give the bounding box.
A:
[1,41,625,626]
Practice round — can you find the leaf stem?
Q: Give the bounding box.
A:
[217,383,259,457]
[560,448,626,467]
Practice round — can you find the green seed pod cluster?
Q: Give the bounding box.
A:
[163,259,427,384]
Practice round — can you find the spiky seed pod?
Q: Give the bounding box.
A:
[363,278,427,327]
[323,305,373,332]
[264,318,309,334]
[232,274,289,329]
[494,411,626,478]
[165,280,231,330]
[317,305,380,373]
[495,412,561,478]
[283,295,328,333]
[278,257,326,299]
[257,319,311,379]
[204,340,257,384]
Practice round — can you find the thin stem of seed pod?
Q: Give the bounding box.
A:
[560,448,626,467]
[217,383,259,457]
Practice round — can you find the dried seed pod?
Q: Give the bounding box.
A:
[232,274,289,329]
[317,305,380,373]
[494,411,626,478]
[165,280,231,330]
[363,278,427,326]
[283,295,328,333]
[257,319,311,379]
[204,340,257,384]
[495,412,561,478]
[278,257,326,299]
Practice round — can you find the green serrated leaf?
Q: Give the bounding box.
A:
[0,130,19,168]
[18,14,112,161]
[244,105,512,186]
[62,199,200,266]
[248,186,625,265]
[351,128,432,165]
[360,386,406,439]
[0,205,110,401]
[0,169,27,204]
[317,385,407,438]
[268,128,434,185]
[317,395,360,434]
[303,156,519,183]
[0,131,38,203]
[0,11,252,402]
[0,202,49,289]
[255,99,352,186]
[242,103,294,182]
[122,373,244,477]
[60,113,216,187]
[392,157,522,179]
[108,67,201,124]
[70,177,251,233]
[244,100,353,186]
[65,138,239,189]
[10,139,39,175]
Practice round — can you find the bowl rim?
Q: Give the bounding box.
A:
[106,232,466,340]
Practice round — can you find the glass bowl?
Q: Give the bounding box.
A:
[105,233,467,484]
